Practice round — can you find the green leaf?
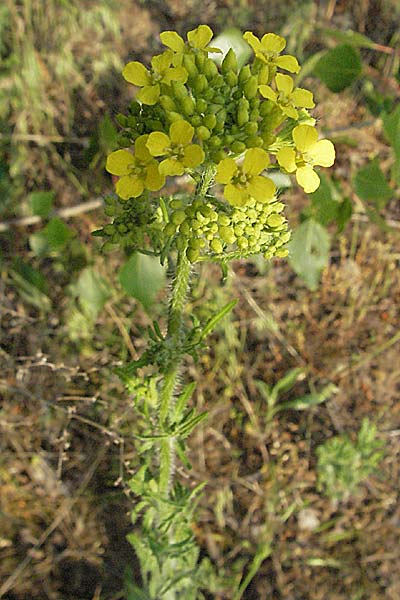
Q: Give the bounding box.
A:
[213,28,252,68]
[317,27,377,50]
[29,191,55,217]
[308,174,339,226]
[10,258,51,311]
[354,159,392,208]
[30,217,74,256]
[98,113,119,152]
[276,383,338,413]
[119,253,166,310]
[288,219,330,291]
[200,300,237,340]
[313,44,362,92]
[336,197,352,233]
[382,104,400,157]
[75,266,111,319]
[270,368,306,401]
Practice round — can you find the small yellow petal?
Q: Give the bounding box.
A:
[296,166,320,193]
[136,84,160,105]
[182,144,205,168]
[247,175,276,202]
[122,61,151,86]
[106,150,134,176]
[275,73,293,96]
[151,51,172,74]
[134,135,153,162]
[162,66,188,85]
[282,105,298,120]
[224,183,248,207]
[159,157,185,176]
[307,139,335,167]
[261,33,286,53]
[291,88,315,108]
[160,31,185,53]
[275,55,300,73]
[293,124,318,153]
[243,31,262,53]
[215,158,238,184]
[169,120,194,146]
[243,148,269,176]
[146,132,170,156]
[276,148,297,173]
[187,25,213,49]
[145,163,166,191]
[116,175,144,199]
[259,85,277,102]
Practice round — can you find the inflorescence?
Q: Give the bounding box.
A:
[99,25,335,263]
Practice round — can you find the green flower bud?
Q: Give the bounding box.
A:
[213,93,225,105]
[245,121,259,135]
[193,74,208,93]
[176,235,187,251]
[218,214,232,228]
[219,226,236,244]
[167,111,184,123]
[210,149,226,163]
[238,65,251,85]
[243,76,258,99]
[129,100,141,115]
[234,224,244,237]
[204,58,218,80]
[275,248,289,258]
[171,210,187,225]
[203,87,214,100]
[281,231,291,243]
[225,71,238,87]
[171,81,188,100]
[191,114,202,127]
[245,135,263,148]
[237,236,249,249]
[209,222,218,233]
[203,114,217,129]
[159,95,176,111]
[258,65,269,85]
[164,222,177,236]
[195,52,206,70]
[210,238,224,253]
[181,96,196,116]
[209,135,222,148]
[183,54,198,78]
[117,135,132,147]
[189,237,202,249]
[104,224,115,235]
[186,247,199,262]
[170,199,183,209]
[232,89,242,100]
[104,206,115,217]
[267,214,285,228]
[237,107,249,126]
[260,101,272,117]
[117,223,128,233]
[230,140,246,154]
[196,98,208,113]
[196,125,211,140]
[221,48,238,74]
[116,113,128,127]
[179,220,190,236]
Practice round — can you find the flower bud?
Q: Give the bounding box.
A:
[258,65,269,85]
[245,135,263,147]
[116,113,128,126]
[193,74,208,93]
[221,48,238,74]
[267,214,285,228]
[196,125,211,140]
[171,210,187,225]
[181,96,196,116]
[219,226,236,244]
[210,238,224,253]
[186,247,199,262]
[203,114,217,129]
[243,76,258,99]
[191,114,202,127]
[159,95,177,111]
[183,54,198,78]
[167,111,185,123]
[164,222,177,237]
[196,98,208,113]
[230,140,246,154]
[245,121,258,135]
[204,58,218,80]
[238,65,251,85]
[129,100,141,115]
[171,81,188,100]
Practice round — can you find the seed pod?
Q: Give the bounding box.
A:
[196,125,211,140]
[221,48,238,74]
[243,76,258,99]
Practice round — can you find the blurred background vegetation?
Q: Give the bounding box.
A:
[1,1,399,599]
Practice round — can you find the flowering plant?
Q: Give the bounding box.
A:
[96,24,334,598]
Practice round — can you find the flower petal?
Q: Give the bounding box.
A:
[162,66,188,85]
[275,55,300,73]
[106,149,134,176]
[145,163,166,190]
[291,88,315,108]
[282,105,298,120]
[293,124,318,152]
[261,33,286,53]
[116,175,144,199]
[159,157,185,176]
[259,85,277,102]
[307,139,335,167]
[169,119,194,146]
[243,31,262,54]
[224,183,248,206]
[275,73,293,95]
[160,31,185,53]
[247,175,276,202]
[134,135,153,162]
[183,144,205,168]
[296,166,320,193]
[136,84,160,105]
[276,148,297,173]
[187,25,213,49]
[146,132,170,156]
[243,148,269,175]
[151,51,172,74]
[215,158,238,184]
[122,61,151,86]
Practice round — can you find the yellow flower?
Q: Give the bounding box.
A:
[276,125,335,193]
[259,73,315,119]
[160,25,221,58]
[106,135,165,199]
[215,148,276,207]
[146,120,205,176]
[243,32,300,78]
[122,51,187,105]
